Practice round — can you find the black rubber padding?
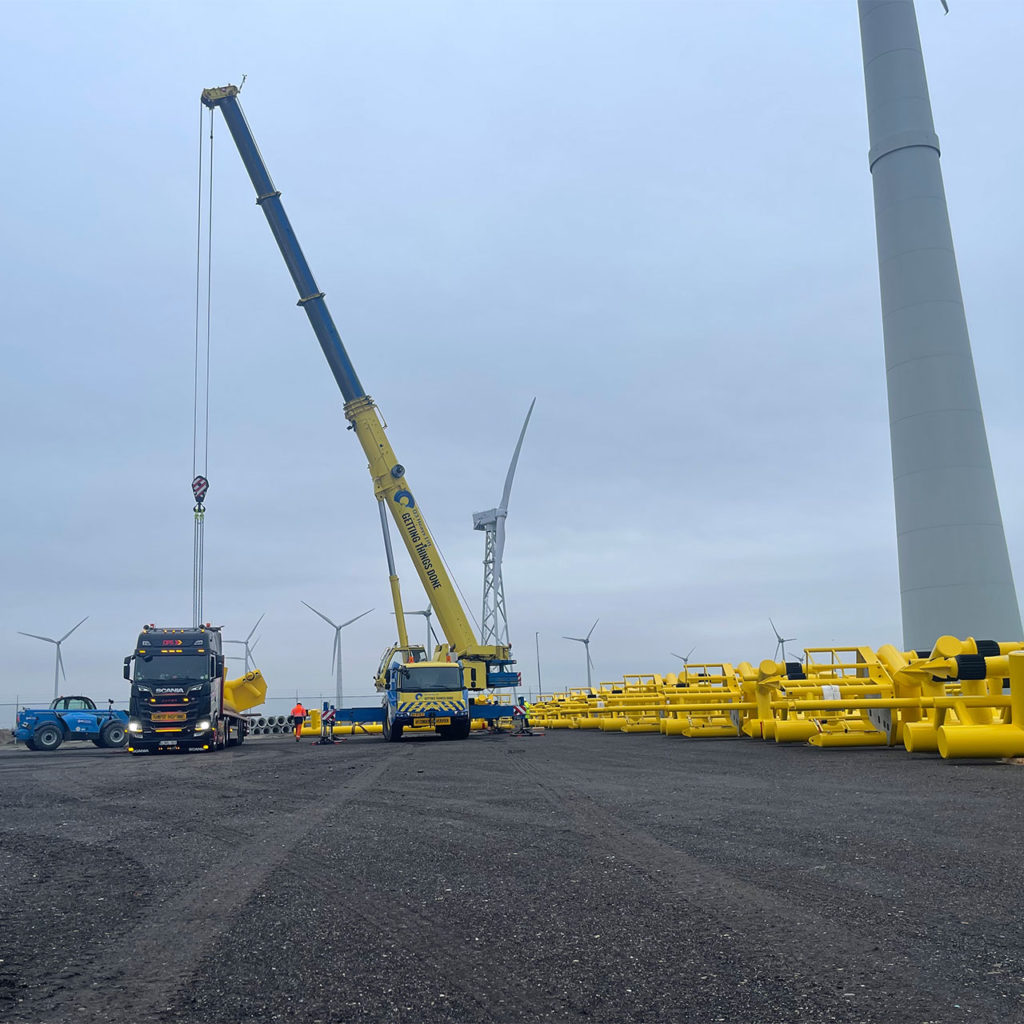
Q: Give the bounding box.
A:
[954,654,987,680]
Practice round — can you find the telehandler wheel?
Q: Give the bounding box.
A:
[33,723,64,752]
[92,739,105,747]
[100,721,127,748]
[23,738,38,751]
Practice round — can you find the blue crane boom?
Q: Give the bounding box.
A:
[200,86,364,402]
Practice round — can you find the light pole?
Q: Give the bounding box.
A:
[535,631,543,698]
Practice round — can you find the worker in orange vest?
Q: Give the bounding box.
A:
[290,702,307,742]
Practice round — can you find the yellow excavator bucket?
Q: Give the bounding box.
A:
[224,669,268,714]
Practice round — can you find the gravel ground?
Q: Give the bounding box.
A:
[1,731,1022,1024]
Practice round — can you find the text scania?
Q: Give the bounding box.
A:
[402,512,442,590]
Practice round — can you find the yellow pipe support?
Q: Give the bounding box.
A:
[936,650,1024,758]
[680,725,740,738]
[621,722,660,733]
[937,725,1024,758]
[903,720,940,753]
[223,670,268,714]
[807,731,888,748]
[773,720,819,743]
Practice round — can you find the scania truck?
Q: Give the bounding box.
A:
[124,625,247,754]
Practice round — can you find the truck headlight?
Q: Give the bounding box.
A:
[128,720,142,733]
[196,720,211,732]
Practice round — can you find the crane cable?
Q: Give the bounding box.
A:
[192,104,215,627]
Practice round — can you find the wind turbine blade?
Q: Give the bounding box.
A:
[499,397,536,511]
[246,613,266,643]
[685,646,695,660]
[302,601,338,629]
[18,631,56,644]
[250,636,261,653]
[670,652,685,660]
[60,616,89,643]
[769,617,782,641]
[586,618,599,640]
[340,607,374,629]
[331,632,339,675]
[563,636,585,643]
[429,621,442,646]
[587,650,595,670]
[57,646,66,680]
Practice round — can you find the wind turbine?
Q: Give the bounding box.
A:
[473,398,536,646]
[224,613,264,672]
[18,616,89,700]
[769,618,797,662]
[671,646,696,675]
[671,646,695,667]
[563,618,599,688]
[302,603,373,707]
[398,606,438,651]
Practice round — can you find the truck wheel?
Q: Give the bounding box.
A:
[33,723,64,752]
[92,739,105,747]
[450,719,471,741]
[23,737,38,751]
[383,714,403,743]
[100,721,127,748]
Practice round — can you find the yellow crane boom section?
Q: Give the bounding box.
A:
[345,396,510,664]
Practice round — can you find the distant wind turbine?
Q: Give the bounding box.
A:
[18,616,89,700]
[473,398,536,646]
[563,618,599,688]
[224,613,264,672]
[397,606,439,651]
[769,618,797,662]
[302,603,373,707]
[671,646,696,675]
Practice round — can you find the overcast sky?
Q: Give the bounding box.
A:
[3,0,1023,712]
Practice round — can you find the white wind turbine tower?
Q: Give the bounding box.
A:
[473,398,536,646]
[302,603,373,708]
[18,616,89,700]
[224,613,264,672]
[563,619,599,688]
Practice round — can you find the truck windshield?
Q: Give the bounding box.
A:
[134,655,211,683]
[397,665,462,693]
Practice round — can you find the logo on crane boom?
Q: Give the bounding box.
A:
[394,490,415,509]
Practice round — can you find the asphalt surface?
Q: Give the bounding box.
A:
[1,730,1022,1024]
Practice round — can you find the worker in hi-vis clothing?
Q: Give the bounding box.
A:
[290,702,307,742]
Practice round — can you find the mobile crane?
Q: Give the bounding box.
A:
[201,85,519,739]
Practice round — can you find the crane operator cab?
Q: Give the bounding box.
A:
[376,644,472,742]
